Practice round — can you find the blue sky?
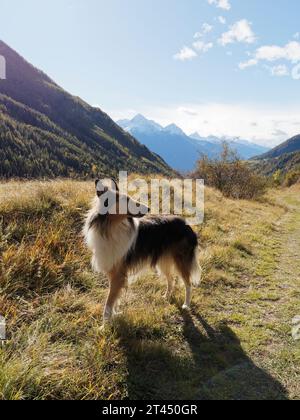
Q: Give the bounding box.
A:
[1,0,300,145]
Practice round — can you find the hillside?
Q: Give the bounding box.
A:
[118,115,269,171]
[257,134,300,160]
[0,41,169,178]
[0,180,299,400]
[254,151,300,176]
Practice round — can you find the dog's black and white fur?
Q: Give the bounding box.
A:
[83,179,201,326]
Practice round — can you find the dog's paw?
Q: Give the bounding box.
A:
[99,324,107,333]
[113,311,123,317]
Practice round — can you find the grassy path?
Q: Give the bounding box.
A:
[260,189,300,399]
[196,187,300,400]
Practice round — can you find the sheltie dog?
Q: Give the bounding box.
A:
[83,178,201,326]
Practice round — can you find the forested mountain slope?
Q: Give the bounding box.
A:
[0,41,169,178]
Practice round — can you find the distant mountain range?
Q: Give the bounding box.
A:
[118,114,269,171]
[253,134,300,176]
[0,41,170,179]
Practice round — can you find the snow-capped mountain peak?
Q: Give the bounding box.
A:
[163,123,185,136]
[118,114,162,133]
[117,114,270,170]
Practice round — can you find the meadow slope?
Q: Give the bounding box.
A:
[0,180,299,400]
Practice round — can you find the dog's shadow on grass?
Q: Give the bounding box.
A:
[112,304,288,400]
[178,308,288,400]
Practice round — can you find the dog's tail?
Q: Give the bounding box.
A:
[191,248,202,287]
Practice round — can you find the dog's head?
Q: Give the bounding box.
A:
[95,178,150,219]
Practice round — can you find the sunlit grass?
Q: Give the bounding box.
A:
[0,180,299,400]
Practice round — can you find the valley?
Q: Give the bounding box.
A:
[118,114,269,172]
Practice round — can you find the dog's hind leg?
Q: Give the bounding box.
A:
[157,258,175,301]
[182,274,192,310]
[103,267,127,324]
[174,257,192,310]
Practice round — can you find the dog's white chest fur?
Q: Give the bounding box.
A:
[84,215,138,273]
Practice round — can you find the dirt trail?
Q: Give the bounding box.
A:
[262,191,300,399]
[275,209,300,300]
[198,189,300,400]
[273,191,300,315]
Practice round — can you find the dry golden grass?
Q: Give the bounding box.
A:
[0,179,299,400]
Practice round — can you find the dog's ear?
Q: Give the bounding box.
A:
[95,178,120,197]
[95,179,108,197]
[111,178,119,192]
[99,178,119,192]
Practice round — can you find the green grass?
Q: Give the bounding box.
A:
[0,180,299,400]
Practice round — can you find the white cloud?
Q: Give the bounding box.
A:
[194,23,213,39]
[255,41,300,63]
[240,41,300,77]
[174,46,197,61]
[218,16,226,25]
[294,32,300,40]
[239,58,258,69]
[219,19,256,46]
[272,129,288,137]
[202,23,213,34]
[255,45,284,61]
[292,63,300,80]
[269,64,289,77]
[193,32,202,39]
[208,0,231,11]
[192,41,213,53]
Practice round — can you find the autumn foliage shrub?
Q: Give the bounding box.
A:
[193,143,267,200]
[284,170,300,187]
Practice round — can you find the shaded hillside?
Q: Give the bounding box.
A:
[0,41,169,178]
[257,134,300,160]
[253,151,300,176]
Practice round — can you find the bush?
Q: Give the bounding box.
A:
[284,170,300,187]
[193,143,267,200]
[272,170,283,187]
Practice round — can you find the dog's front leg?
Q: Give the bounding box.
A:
[103,267,127,325]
